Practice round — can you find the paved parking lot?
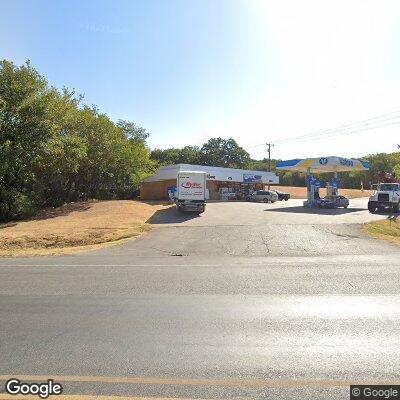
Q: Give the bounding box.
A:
[149,198,387,226]
[98,198,397,257]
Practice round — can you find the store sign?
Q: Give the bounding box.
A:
[243,174,262,183]
[319,157,328,165]
[339,158,354,167]
[181,181,202,189]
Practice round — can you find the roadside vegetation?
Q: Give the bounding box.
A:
[0,60,156,221]
[365,217,400,246]
[0,200,171,257]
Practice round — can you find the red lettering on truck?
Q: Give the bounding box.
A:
[181,181,202,189]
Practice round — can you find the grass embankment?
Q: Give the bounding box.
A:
[0,200,171,257]
[270,186,372,199]
[364,218,400,246]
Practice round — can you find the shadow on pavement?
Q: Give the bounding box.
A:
[147,206,202,224]
[265,206,366,215]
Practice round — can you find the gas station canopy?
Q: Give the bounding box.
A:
[276,156,369,208]
[276,156,369,173]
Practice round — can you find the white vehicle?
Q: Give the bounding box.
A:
[176,171,206,213]
[368,183,400,213]
[246,190,278,203]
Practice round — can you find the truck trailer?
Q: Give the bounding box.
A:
[176,171,206,213]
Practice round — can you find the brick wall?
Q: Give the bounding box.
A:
[140,179,177,200]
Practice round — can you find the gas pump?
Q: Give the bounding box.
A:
[326,176,339,196]
[305,173,321,206]
[276,156,367,209]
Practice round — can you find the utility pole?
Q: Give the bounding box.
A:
[266,142,274,190]
[266,143,274,171]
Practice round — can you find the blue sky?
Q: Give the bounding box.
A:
[1,0,400,159]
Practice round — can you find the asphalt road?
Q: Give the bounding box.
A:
[0,199,399,399]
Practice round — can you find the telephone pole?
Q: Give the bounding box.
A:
[266,143,274,171]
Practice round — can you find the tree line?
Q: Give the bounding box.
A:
[151,142,400,189]
[0,60,155,220]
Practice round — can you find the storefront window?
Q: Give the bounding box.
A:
[213,181,265,200]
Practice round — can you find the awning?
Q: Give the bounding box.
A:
[276,156,369,173]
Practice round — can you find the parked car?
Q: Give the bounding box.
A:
[317,195,349,209]
[274,190,290,201]
[246,190,279,203]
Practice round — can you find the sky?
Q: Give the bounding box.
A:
[1,0,400,160]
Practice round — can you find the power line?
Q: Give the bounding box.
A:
[273,113,400,144]
[245,109,400,150]
[276,119,400,145]
[247,142,268,149]
[273,109,400,144]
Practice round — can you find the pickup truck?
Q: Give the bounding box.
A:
[274,190,290,201]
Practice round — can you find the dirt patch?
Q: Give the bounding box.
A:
[364,217,400,246]
[270,185,372,199]
[0,201,171,257]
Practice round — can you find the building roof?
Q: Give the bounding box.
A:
[144,164,279,184]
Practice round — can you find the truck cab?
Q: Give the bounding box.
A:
[176,171,206,213]
[368,183,400,213]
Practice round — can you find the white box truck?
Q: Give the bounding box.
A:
[368,182,400,213]
[176,171,206,213]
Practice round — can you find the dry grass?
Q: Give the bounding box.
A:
[364,218,400,246]
[0,200,171,257]
[269,185,373,199]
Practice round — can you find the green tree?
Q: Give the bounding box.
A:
[393,163,400,180]
[0,60,53,218]
[0,59,154,220]
[199,137,250,168]
[117,120,149,143]
[151,146,201,165]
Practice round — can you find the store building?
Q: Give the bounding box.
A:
[141,164,279,201]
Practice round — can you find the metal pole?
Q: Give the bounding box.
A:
[266,143,274,172]
[266,143,274,190]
